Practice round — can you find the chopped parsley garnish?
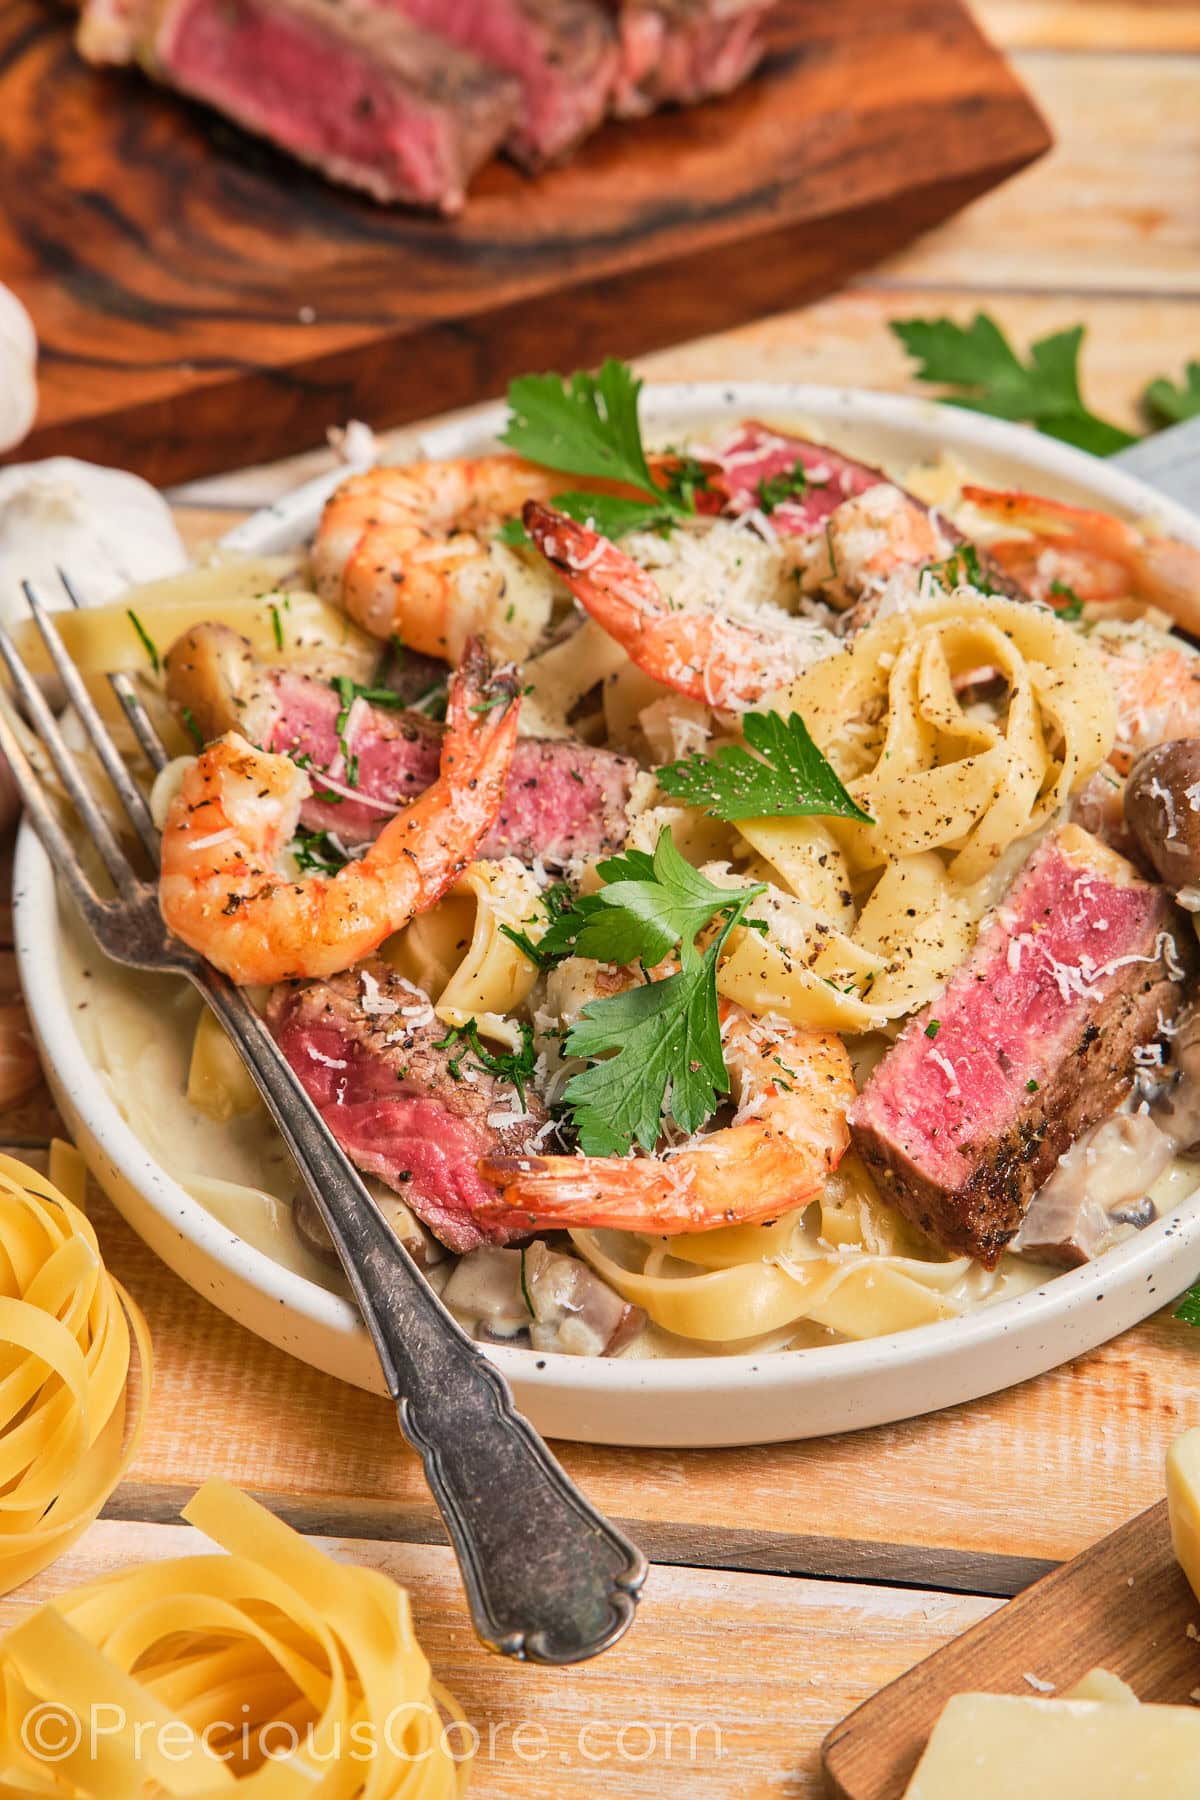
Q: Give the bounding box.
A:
[331,676,360,787]
[127,610,160,674]
[1026,1078,1040,1093]
[179,706,204,750]
[1049,578,1084,621]
[290,828,349,875]
[469,691,514,716]
[519,1247,535,1318]
[390,632,406,665]
[891,314,1137,457]
[920,542,1001,596]
[330,675,405,712]
[498,359,700,543]
[925,1020,941,1040]
[658,710,874,825]
[437,1018,538,1110]
[755,459,823,514]
[270,603,284,652]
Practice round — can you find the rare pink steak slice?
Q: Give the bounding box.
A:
[264,671,637,865]
[849,826,1196,1266]
[270,962,546,1252]
[380,0,618,166]
[142,0,521,210]
[609,0,771,117]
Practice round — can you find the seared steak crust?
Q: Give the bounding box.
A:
[850,827,1198,1266]
[270,961,546,1251]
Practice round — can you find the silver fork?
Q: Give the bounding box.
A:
[0,576,646,1665]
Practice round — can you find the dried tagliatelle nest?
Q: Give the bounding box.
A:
[0,1143,151,1593]
[0,1480,471,1796]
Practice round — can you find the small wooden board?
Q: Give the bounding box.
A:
[822,1499,1200,1800]
[0,1,1049,486]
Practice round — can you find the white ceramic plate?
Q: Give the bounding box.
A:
[15,384,1200,1447]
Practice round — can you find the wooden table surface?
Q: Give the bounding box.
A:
[4,3,1200,1793]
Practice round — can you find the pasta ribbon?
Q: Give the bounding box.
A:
[387,859,545,1050]
[0,1480,469,1796]
[0,1145,150,1595]
[570,1156,1039,1346]
[782,593,1116,884]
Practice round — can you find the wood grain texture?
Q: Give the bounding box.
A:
[823,1501,1200,1800]
[0,1519,995,1798]
[0,0,1049,484]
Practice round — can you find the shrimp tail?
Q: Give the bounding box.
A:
[523,500,661,643]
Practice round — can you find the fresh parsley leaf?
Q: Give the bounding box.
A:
[329,676,405,712]
[127,610,160,674]
[179,706,204,750]
[411,681,449,721]
[1144,360,1200,428]
[659,710,874,825]
[892,315,1138,457]
[498,360,696,544]
[562,925,735,1155]
[1175,1283,1200,1328]
[756,459,823,514]
[502,359,666,496]
[270,602,284,652]
[331,676,360,787]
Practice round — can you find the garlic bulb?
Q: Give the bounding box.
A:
[0,457,186,627]
[0,286,36,456]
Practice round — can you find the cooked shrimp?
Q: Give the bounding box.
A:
[159,640,520,985]
[478,1006,854,1233]
[963,487,1200,631]
[525,500,798,710]
[799,483,946,610]
[312,455,568,661]
[1091,625,1200,772]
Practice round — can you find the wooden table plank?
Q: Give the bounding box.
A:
[876,52,1200,296]
[977,0,1200,53]
[0,1520,996,1798]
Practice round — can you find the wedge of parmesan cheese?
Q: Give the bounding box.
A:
[903,1692,1200,1797]
[1167,1424,1200,1605]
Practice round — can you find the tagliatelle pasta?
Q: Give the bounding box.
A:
[782,593,1117,883]
[0,1145,151,1595]
[0,1479,469,1796]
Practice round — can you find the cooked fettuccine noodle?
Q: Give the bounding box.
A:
[0,1145,150,1592]
[0,1480,468,1795]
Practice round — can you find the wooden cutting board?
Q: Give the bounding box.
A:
[822,1499,1200,1799]
[0,1,1049,486]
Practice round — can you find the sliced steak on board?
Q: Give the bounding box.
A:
[609,0,771,116]
[849,825,1198,1267]
[136,0,521,210]
[381,0,618,166]
[269,962,546,1252]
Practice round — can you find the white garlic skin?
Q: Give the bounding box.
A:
[0,285,36,456]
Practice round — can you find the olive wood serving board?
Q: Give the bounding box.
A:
[821,1498,1200,1800]
[0,0,1049,485]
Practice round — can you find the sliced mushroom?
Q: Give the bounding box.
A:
[1014,1112,1173,1268]
[163,621,276,744]
[1150,1006,1200,1153]
[440,1240,644,1357]
[1124,740,1200,890]
[292,1179,445,1272]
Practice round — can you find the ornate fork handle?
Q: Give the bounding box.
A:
[198,970,646,1663]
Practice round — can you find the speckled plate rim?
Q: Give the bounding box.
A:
[15,382,1200,1447]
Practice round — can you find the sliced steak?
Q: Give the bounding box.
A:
[381,0,618,166]
[165,627,636,864]
[269,962,546,1252]
[610,1,770,117]
[849,825,1197,1266]
[140,0,521,210]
